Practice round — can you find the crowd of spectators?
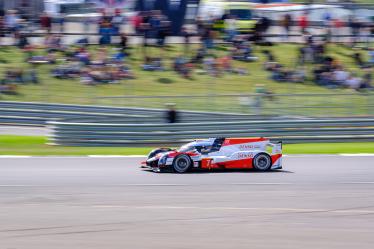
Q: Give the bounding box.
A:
[0,8,373,95]
[51,46,135,85]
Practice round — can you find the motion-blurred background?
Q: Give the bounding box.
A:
[0,0,373,148]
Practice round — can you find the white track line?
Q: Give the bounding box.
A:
[341,182,374,184]
[90,205,374,214]
[0,156,32,158]
[339,153,374,157]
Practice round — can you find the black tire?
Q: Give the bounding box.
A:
[172,154,192,173]
[253,153,272,171]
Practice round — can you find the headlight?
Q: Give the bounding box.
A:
[158,155,168,165]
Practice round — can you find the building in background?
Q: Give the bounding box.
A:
[0,0,44,19]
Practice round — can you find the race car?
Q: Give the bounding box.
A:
[142,137,282,173]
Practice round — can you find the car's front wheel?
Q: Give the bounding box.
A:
[172,154,192,173]
[253,153,272,171]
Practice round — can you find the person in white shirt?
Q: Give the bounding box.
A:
[225,15,237,42]
[333,67,350,85]
[4,10,19,33]
[345,75,361,89]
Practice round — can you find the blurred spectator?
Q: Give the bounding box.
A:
[40,12,52,33]
[52,62,82,79]
[132,12,143,35]
[203,56,217,77]
[262,50,276,70]
[281,14,292,40]
[252,17,271,45]
[17,33,29,49]
[0,16,5,45]
[181,26,191,56]
[142,57,164,71]
[166,104,178,123]
[158,19,171,48]
[360,67,372,90]
[45,34,62,52]
[332,18,344,42]
[322,11,332,27]
[298,12,308,34]
[345,74,362,90]
[253,84,274,115]
[225,15,237,42]
[57,14,65,33]
[349,17,361,44]
[120,33,128,54]
[174,56,192,79]
[368,48,374,66]
[191,47,206,64]
[4,10,20,36]
[201,25,214,50]
[24,68,39,84]
[353,52,364,68]
[293,66,307,83]
[231,38,257,62]
[112,9,123,35]
[99,22,112,45]
[0,81,17,95]
[333,66,350,85]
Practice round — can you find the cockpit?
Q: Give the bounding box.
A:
[178,138,225,154]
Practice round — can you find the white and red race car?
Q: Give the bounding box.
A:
[143,137,282,173]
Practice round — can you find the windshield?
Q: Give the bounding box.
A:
[178,144,195,153]
[229,9,252,20]
[178,140,214,153]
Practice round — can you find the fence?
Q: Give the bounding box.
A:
[0,101,260,126]
[1,92,374,127]
[48,117,374,146]
[1,101,373,146]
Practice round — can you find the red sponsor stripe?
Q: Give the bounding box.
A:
[203,154,282,170]
[271,154,282,163]
[201,157,253,169]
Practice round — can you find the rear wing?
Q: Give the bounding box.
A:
[268,141,282,155]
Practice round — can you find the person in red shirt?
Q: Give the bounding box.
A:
[333,18,344,42]
[40,12,52,33]
[298,13,308,34]
[132,13,143,35]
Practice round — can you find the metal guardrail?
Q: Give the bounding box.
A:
[1,101,374,146]
[48,118,374,146]
[0,101,261,126]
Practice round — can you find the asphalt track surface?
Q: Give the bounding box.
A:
[1,155,374,249]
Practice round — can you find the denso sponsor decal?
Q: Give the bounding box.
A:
[239,144,260,150]
[237,152,254,159]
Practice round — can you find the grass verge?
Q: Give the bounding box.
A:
[0,135,373,156]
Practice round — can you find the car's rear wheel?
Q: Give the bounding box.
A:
[173,154,192,173]
[253,153,272,171]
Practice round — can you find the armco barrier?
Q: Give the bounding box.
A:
[48,118,374,146]
[0,101,258,126]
